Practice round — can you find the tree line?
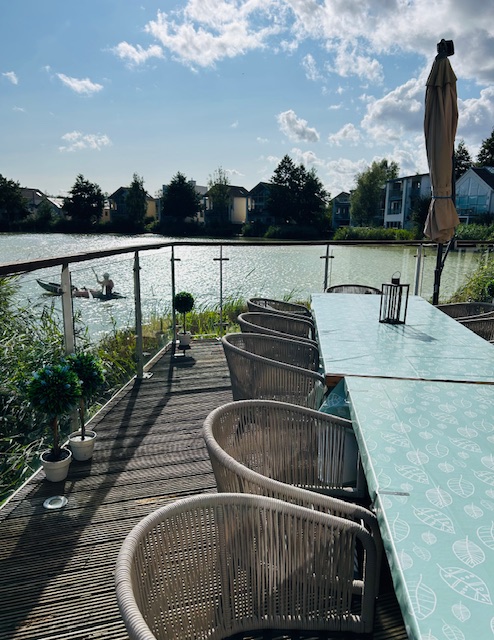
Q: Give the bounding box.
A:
[1,128,493,238]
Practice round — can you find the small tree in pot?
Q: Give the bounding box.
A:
[173,291,195,346]
[26,362,82,481]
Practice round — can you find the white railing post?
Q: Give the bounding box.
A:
[170,246,180,351]
[60,264,75,354]
[214,245,229,336]
[414,244,423,295]
[133,252,144,379]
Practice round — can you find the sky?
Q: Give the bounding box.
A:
[1,0,494,200]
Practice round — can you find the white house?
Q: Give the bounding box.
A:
[383,173,431,230]
[455,167,494,223]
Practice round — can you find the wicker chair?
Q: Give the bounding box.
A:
[237,311,317,344]
[458,315,494,342]
[326,284,382,294]
[115,493,378,640]
[247,297,313,318]
[436,301,494,320]
[204,398,369,502]
[222,333,325,409]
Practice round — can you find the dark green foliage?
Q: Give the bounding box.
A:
[449,253,494,302]
[63,174,104,230]
[161,172,202,233]
[173,291,195,332]
[455,140,473,179]
[350,159,399,227]
[268,155,329,231]
[332,226,414,241]
[410,196,432,238]
[124,173,148,232]
[207,167,231,230]
[477,128,494,167]
[66,352,105,400]
[0,174,29,231]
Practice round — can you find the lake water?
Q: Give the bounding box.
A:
[0,232,482,340]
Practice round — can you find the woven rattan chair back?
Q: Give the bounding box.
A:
[436,301,494,320]
[247,297,312,317]
[237,311,317,344]
[222,333,325,409]
[459,315,494,342]
[115,493,377,640]
[325,284,382,294]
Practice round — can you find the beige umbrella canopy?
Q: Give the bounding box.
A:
[424,42,460,243]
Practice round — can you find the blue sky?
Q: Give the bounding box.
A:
[1,0,493,200]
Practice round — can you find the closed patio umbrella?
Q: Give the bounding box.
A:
[424,39,460,304]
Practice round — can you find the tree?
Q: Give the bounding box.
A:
[477,128,494,167]
[160,172,201,232]
[207,167,231,229]
[454,139,473,179]
[410,195,432,238]
[63,174,104,230]
[0,174,29,231]
[124,173,147,232]
[350,159,399,227]
[268,155,329,229]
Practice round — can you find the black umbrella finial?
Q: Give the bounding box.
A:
[436,39,454,58]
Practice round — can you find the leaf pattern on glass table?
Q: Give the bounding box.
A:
[426,487,452,508]
[474,470,494,487]
[438,403,458,414]
[381,432,410,448]
[473,419,494,433]
[453,537,486,567]
[481,455,494,471]
[464,503,484,520]
[452,601,471,622]
[398,549,413,570]
[407,450,429,465]
[449,438,482,453]
[431,412,458,425]
[422,531,437,545]
[408,574,437,620]
[457,426,478,438]
[477,522,494,550]
[413,543,431,561]
[447,476,475,498]
[439,462,455,473]
[413,507,455,534]
[441,622,465,640]
[395,465,429,484]
[438,565,492,604]
[391,513,410,542]
[409,415,431,428]
[426,442,449,458]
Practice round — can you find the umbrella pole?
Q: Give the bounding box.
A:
[432,243,443,305]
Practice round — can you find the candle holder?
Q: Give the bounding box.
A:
[379,272,409,324]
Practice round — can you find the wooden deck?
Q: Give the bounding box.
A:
[0,339,406,640]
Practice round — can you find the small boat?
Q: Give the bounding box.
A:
[37,279,125,300]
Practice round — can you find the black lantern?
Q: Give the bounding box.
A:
[379,272,409,324]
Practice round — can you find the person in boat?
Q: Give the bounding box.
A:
[96,272,114,297]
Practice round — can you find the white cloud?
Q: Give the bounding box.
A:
[302,53,322,82]
[57,74,103,95]
[2,71,18,85]
[59,131,112,152]
[328,123,361,146]
[13,106,25,113]
[111,42,164,67]
[277,109,320,143]
[230,120,239,128]
[256,136,269,143]
[458,86,494,139]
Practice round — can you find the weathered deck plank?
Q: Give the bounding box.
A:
[0,339,232,640]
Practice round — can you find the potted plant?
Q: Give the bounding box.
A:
[26,362,82,482]
[173,291,195,348]
[67,352,106,461]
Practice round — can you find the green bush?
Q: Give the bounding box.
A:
[333,226,415,241]
[448,253,494,302]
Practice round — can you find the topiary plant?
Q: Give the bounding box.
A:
[173,291,195,334]
[26,362,82,460]
[66,352,106,440]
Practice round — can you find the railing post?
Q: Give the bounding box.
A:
[320,244,334,291]
[214,245,229,337]
[170,246,180,351]
[60,264,75,354]
[414,244,423,295]
[133,252,144,379]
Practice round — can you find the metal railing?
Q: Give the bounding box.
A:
[0,238,445,378]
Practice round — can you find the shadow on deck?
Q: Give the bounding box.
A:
[0,339,406,640]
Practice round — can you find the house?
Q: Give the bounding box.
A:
[383,173,431,230]
[455,166,494,223]
[20,188,63,217]
[331,192,351,230]
[248,182,274,226]
[108,187,157,224]
[205,185,250,226]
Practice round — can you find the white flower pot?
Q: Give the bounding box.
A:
[68,430,97,461]
[41,448,72,482]
[177,331,192,347]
